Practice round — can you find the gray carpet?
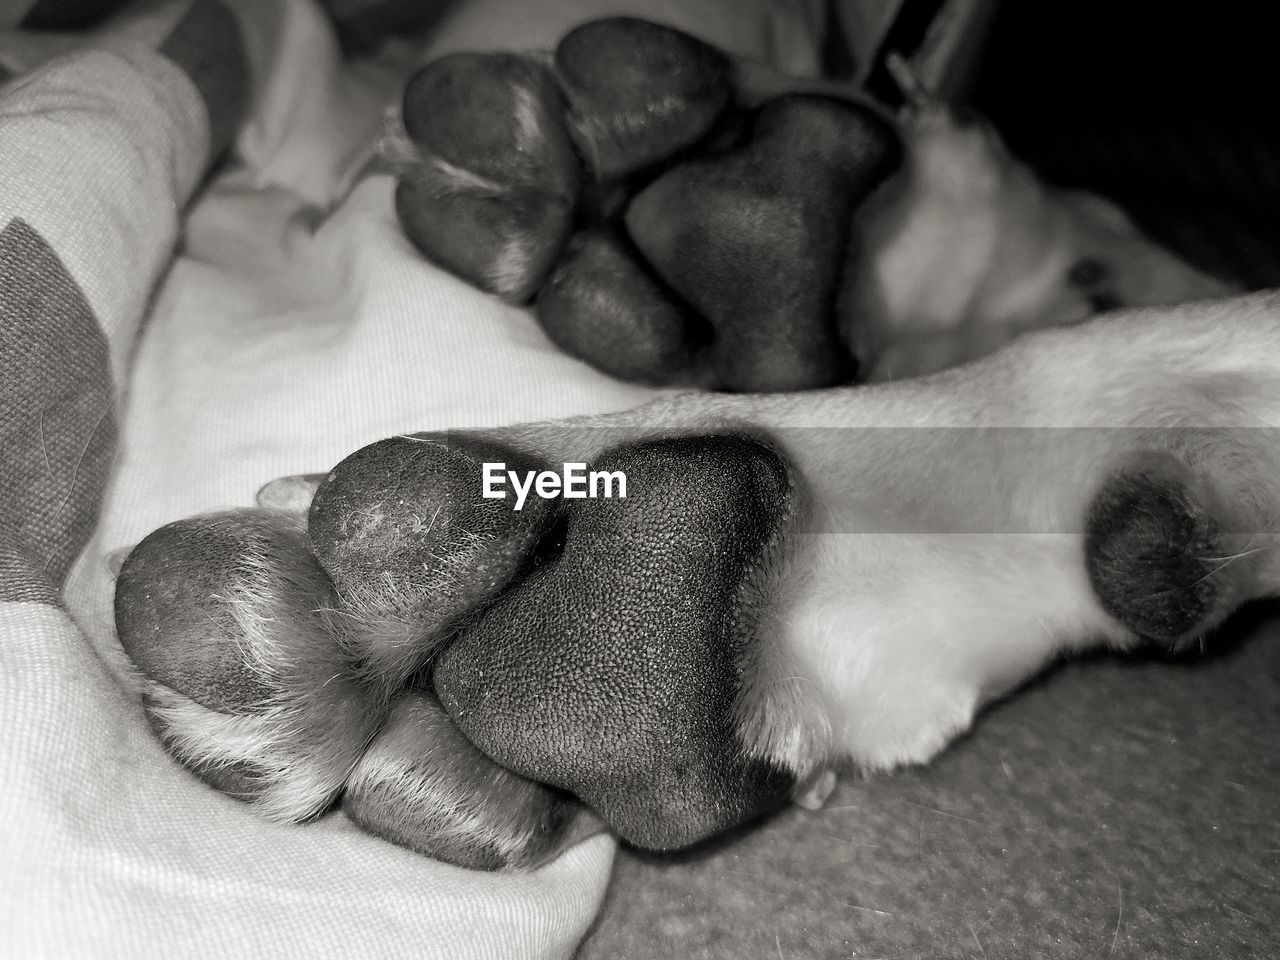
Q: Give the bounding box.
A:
[580,613,1279,959]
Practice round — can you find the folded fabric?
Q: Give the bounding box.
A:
[0,0,829,956]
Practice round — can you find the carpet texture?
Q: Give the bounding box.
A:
[580,613,1279,958]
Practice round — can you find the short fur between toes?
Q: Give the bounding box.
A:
[433,434,800,851]
[308,433,560,691]
[113,510,381,820]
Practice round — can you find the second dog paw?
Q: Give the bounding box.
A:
[388,16,901,391]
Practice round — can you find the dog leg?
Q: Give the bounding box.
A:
[198,293,1273,855]
[456,292,1280,799]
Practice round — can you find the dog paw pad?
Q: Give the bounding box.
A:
[626,95,898,390]
[395,52,580,303]
[308,433,560,689]
[536,229,703,383]
[554,16,732,179]
[1085,458,1241,643]
[114,511,381,819]
[390,17,903,391]
[433,433,799,850]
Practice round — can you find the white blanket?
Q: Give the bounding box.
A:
[0,0,830,956]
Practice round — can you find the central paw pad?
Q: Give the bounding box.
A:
[391,16,902,390]
[434,434,797,849]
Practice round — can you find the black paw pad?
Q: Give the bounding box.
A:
[345,687,595,871]
[396,52,580,303]
[391,17,904,391]
[626,95,899,390]
[536,230,703,382]
[308,434,560,688]
[433,434,798,850]
[114,511,381,819]
[1085,462,1231,643]
[554,16,732,179]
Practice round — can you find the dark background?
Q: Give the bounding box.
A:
[973,0,1280,288]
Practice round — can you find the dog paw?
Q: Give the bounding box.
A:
[387,16,901,391]
[113,491,598,870]
[114,429,809,860]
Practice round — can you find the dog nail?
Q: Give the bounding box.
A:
[345,687,598,871]
[307,434,560,690]
[105,545,132,577]
[626,94,900,391]
[1085,455,1247,644]
[113,510,381,819]
[394,52,580,303]
[554,17,732,180]
[434,434,798,850]
[255,473,327,513]
[536,230,700,383]
[791,768,838,811]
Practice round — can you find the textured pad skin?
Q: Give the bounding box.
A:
[115,512,320,715]
[114,511,380,818]
[554,16,732,179]
[308,433,560,686]
[626,95,901,391]
[433,434,799,850]
[395,52,580,303]
[535,230,701,383]
[391,17,904,391]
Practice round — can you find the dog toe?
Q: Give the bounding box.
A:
[389,17,904,392]
[344,687,598,870]
[553,16,732,179]
[393,52,580,303]
[535,229,704,383]
[114,511,381,820]
[307,433,560,690]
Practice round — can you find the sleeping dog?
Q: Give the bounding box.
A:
[112,9,1280,870]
